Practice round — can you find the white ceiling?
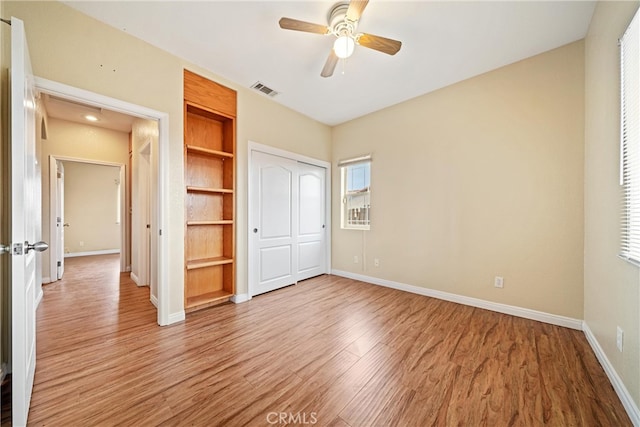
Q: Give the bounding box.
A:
[62,1,596,126]
[42,93,136,132]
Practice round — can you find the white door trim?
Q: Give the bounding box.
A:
[247,141,331,299]
[35,77,171,326]
[48,156,126,278]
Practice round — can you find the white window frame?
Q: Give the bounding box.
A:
[339,155,371,230]
[620,9,640,266]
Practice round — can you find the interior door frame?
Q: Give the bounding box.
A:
[34,77,171,326]
[247,141,331,299]
[48,156,126,277]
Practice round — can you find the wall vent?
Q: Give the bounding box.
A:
[250,81,279,97]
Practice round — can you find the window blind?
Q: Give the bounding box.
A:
[620,9,640,265]
[337,154,372,168]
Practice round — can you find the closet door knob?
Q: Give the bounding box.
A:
[253,228,258,233]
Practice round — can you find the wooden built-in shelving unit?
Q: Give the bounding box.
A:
[183,70,236,312]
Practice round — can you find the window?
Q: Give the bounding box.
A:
[339,155,371,230]
[620,9,640,265]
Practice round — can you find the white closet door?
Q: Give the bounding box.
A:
[251,151,298,296]
[297,162,326,281]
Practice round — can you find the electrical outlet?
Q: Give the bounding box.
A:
[617,326,624,352]
[374,258,380,267]
[494,276,504,288]
[354,255,359,264]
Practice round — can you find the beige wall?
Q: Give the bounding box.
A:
[333,41,585,319]
[40,117,129,280]
[584,0,640,408]
[4,1,332,315]
[62,161,121,253]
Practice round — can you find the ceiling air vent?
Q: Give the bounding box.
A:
[250,81,279,97]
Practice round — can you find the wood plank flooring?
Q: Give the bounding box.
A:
[27,254,630,426]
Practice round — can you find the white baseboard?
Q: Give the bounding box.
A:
[231,293,251,303]
[150,294,158,308]
[65,249,120,258]
[42,276,52,284]
[583,322,640,426]
[168,310,185,325]
[130,272,140,286]
[331,270,583,330]
[130,272,148,287]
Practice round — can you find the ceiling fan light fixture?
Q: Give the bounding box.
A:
[333,35,355,59]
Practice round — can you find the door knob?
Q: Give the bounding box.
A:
[25,241,49,253]
[253,228,258,233]
[0,244,9,254]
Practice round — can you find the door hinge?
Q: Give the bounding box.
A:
[57,261,61,267]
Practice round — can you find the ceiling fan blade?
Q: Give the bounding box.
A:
[321,51,339,78]
[346,0,369,22]
[357,33,402,55]
[279,17,329,35]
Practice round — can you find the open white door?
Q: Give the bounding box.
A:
[55,160,65,279]
[139,142,151,287]
[10,16,46,426]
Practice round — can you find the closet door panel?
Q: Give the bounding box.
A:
[297,162,326,281]
[251,151,298,296]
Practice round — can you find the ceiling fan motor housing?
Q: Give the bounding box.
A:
[328,2,358,37]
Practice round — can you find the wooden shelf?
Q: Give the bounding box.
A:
[186,145,234,159]
[187,220,233,226]
[184,69,236,314]
[185,290,233,309]
[186,256,234,270]
[186,186,233,194]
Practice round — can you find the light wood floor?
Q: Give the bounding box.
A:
[28,254,630,426]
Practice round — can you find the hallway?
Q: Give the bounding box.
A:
[29,254,156,424]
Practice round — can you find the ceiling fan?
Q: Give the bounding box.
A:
[278,0,402,78]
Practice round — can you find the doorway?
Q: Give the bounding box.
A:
[49,157,126,280]
[34,77,170,326]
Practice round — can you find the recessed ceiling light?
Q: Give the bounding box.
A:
[84,114,99,122]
